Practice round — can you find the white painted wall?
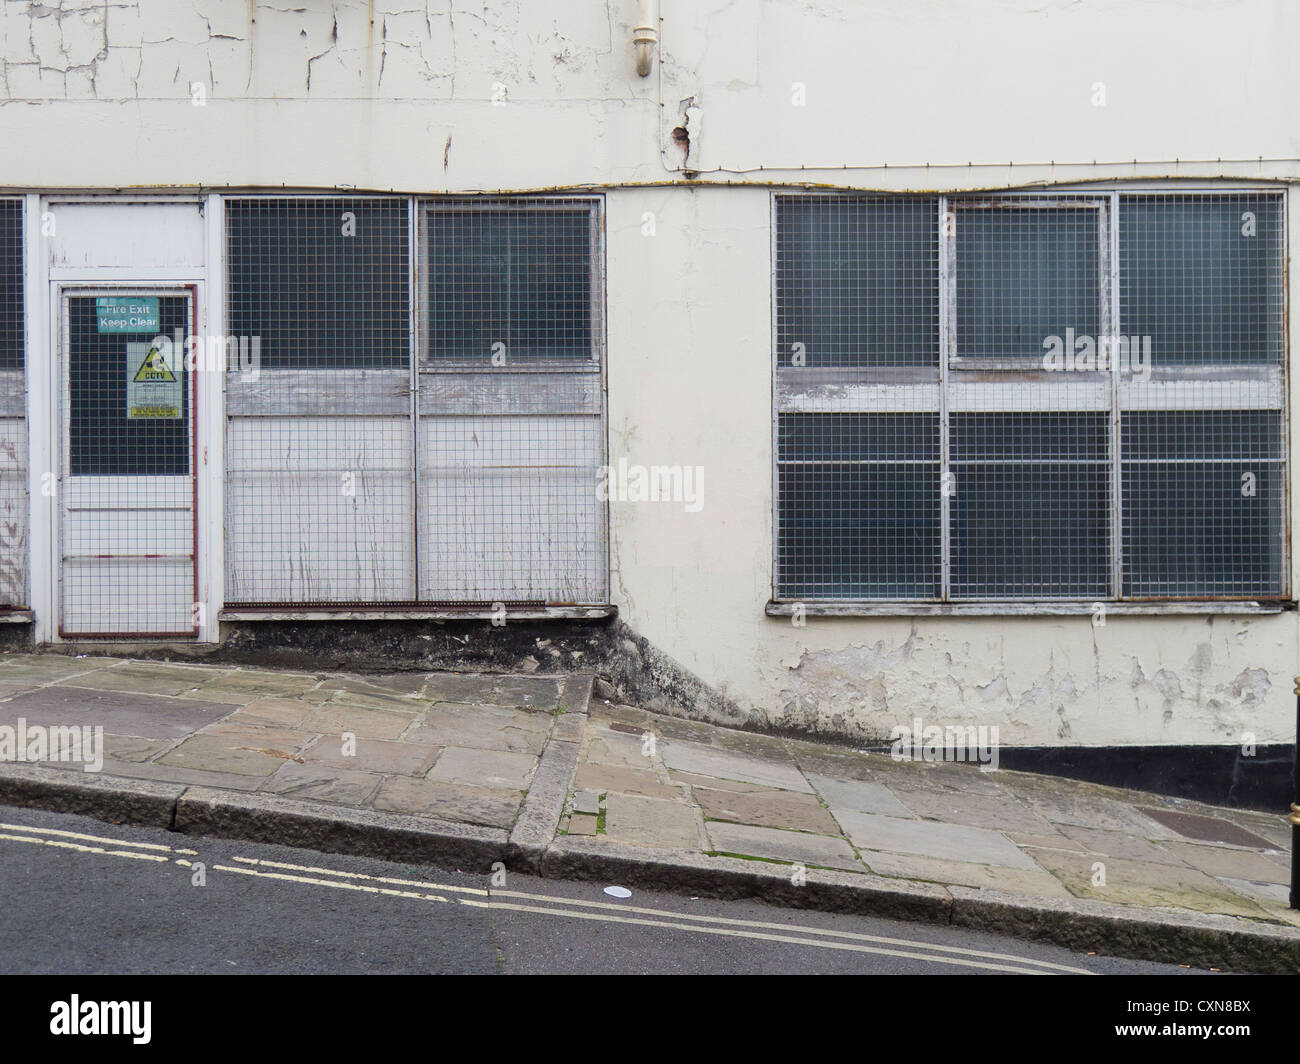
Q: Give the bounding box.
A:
[2,0,1298,745]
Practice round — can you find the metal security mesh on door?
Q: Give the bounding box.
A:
[0,200,26,609]
[61,291,196,636]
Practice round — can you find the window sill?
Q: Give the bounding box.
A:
[220,605,617,622]
[765,601,1288,618]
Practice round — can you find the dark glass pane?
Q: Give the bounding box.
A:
[226,199,409,369]
[1120,194,1283,365]
[0,200,22,371]
[1122,411,1284,596]
[425,206,594,361]
[775,196,938,368]
[777,413,940,599]
[956,206,1100,361]
[950,412,1110,598]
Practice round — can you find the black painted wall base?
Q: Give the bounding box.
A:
[995,744,1295,813]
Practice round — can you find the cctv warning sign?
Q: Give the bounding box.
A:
[126,341,181,419]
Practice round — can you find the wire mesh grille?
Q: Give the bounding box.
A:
[61,292,195,635]
[955,204,1101,362]
[775,196,938,368]
[419,197,606,604]
[1120,193,1284,366]
[950,412,1110,599]
[1122,410,1285,597]
[225,195,606,607]
[225,418,415,603]
[0,199,25,608]
[777,413,940,599]
[224,197,415,605]
[226,198,409,369]
[773,191,1287,602]
[418,415,603,602]
[423,201,598,363]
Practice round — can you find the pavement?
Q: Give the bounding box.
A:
[0,651,1296,973]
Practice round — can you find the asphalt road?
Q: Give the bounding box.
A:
[0,803,1211,976]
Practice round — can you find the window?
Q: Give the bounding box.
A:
[0,198,24,609]
[773,191,1287,604]
[223,194,608,608]
[422,201,598,363]
[417,198,606,604]
[224,197,414,605]
[0,200,21,371]
[226,198,409,369]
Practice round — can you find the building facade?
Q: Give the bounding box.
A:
[0,1,1297,787]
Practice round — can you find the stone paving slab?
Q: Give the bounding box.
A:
[0,686,233,740]
[371,776,524,829]
[695,785,841,835]
[705,821,863,872]
[805,772,915,818]
[660,740,812,793]
[835,809,1041,870]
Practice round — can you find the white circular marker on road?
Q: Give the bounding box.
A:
[603,886,632,899]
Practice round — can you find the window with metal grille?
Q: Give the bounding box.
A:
[0,198,25,609]
[417,198,607,604]
[422,201,598,363]
[224,197,414,605]
[226,198,409,369]
[773,190,1287,604]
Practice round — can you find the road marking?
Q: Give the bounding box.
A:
[213,863,448,904]
[0,821,1093,974]
[227,854,1088,974]
[460,897,1070,974]
[0,831,170,863]
[0,820,174,852]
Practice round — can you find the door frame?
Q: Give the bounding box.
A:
[49,279,203,640]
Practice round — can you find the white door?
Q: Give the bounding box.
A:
[58,287,198,637]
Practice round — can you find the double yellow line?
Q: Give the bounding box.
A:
[1,820,1092,974]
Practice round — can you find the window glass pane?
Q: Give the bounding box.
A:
[0,200,22,371]
[69,295,190,477]
[1122,411,1284,597]
[424,205,595,362]
[775,197,938,368]
[777,413,939,599]
[950,412,1110,598]
[1120,194,1283,365]
[956,206,1100,361]
[226,198,409,370]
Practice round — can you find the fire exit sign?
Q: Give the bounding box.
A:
[96,297,159,334]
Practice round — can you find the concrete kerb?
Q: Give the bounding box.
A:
[507,672,592,870]
[2,760,1299,973]
[173,787,509,870]
[0,761,183,828]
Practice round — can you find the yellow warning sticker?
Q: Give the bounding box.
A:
[126,340,182,419]
[132,344,177,383]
